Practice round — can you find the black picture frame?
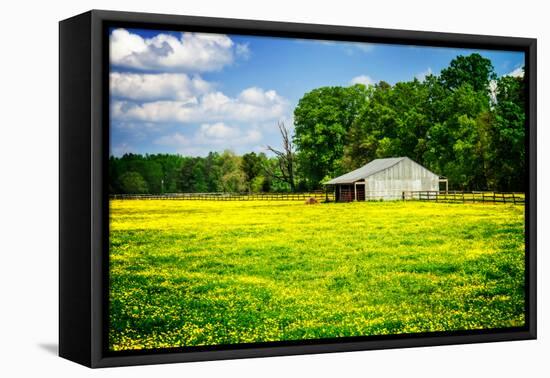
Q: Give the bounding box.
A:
[59,9,537,368]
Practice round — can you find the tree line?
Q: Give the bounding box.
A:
[109,151,296,194]
[294,53,526,191]
[110,53,526,194]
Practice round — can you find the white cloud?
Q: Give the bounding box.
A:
[110,72,212,101]
[196,123,262,145]
[171,146,214,157]
[198,122,240,139]
[154,132,188,146]
[110,142,134,156]
[488,67,525,104]
[298,39,374,54]
[112,87,289,124]
[238,87,280,106]
[235,43,251,59]
[243,129,262,144]
[489,80,498,104]
[154,123,262,155]
[505,67,524,78]
[111,121,159,130]
[415,67,433,81]
[352,43,374,52]
[110,28,245,72]
[350,75,374,86]
[110,29,147,62]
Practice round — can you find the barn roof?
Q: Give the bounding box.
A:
[324,157,408,184]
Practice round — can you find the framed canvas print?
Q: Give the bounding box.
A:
[59,10,536,368]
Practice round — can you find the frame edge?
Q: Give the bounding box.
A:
[59,11,94,368]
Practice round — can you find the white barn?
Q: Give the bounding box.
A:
[324,157,446,201]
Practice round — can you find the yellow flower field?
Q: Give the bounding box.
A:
[109,199,525,351]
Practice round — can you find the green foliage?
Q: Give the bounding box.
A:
[110,151,287,194]
[314,55,524,192]
[293,84,371,186]
[118,171,149,194]
[109,200,525,350]
[241,152,267,192]
[110,154,185,194]
[423,84,492,189]
[219,150,246,193]
[439,53,497,92]
[343,80,431,169]
[491,75,526,191]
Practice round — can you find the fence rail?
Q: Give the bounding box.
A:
[404,191,525,204]
[110,191,335,202]
[110,190,525,204]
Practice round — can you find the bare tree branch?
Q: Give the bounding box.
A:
[265,121,296,191]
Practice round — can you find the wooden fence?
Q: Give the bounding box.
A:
[110,190,524,204]
[110,191,335,202]
[403,191,525,204]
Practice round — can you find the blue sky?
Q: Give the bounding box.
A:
[109,28,524,157]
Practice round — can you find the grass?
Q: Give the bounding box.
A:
[109,199,525,351]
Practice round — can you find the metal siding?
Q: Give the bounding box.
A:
[364,158,439,200]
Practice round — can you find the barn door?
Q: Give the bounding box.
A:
[339,185,354,202]
[356,183,366,201]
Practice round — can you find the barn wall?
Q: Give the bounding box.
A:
[363,158,439,200]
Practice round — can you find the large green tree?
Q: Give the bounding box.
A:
[343,80,431,171]
[241,152,264,192]
[219,150,246,193]
[439,53,496,93]
[491,73,526,191]
[423,83,492,189]
[293,84,370,187]
[118,171,149,194]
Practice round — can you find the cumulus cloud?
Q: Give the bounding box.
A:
[109,29,290,156]
[488,80,498,104]
[196,123,262,145]
[235,43,251,59]
[488,67,525,104]
[110,72,212,101]
[238,87,281,106]
[154,123,262,155]
[154,132,188,146]
[110,142,134,156]
[197,122,240,139]
[111,121,159,130]
[415,67,433,81]
[112,87,289,124]
[353,43,374,52]
[300,39,374,54]
[110,28,248,72]
[350,75,374,86]
[505,67,524,78]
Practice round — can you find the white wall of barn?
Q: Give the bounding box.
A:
[364,158,440,199]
